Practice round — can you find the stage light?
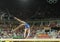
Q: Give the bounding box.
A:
[20,0,29,2]
[17,0,34,7]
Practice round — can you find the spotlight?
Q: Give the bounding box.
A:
[20,0,28,2]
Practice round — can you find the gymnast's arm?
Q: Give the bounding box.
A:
[14,17,25,24]
[14,17,22,22]
[12,17,25,32]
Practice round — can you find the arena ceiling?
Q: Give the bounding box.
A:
[0,0,60,20]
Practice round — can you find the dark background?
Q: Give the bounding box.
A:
[0,0,60,20]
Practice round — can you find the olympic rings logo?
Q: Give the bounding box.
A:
[47,0,58,4]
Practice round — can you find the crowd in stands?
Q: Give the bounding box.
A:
[0,21,60,39]
[0,9,60,39]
